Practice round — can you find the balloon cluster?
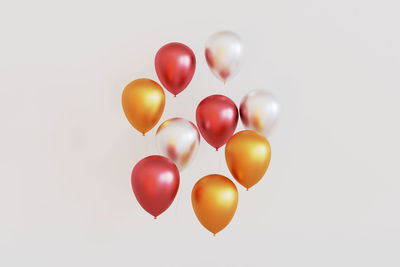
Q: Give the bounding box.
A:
[122,31,280,236]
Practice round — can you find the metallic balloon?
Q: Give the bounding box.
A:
[240,90,280,136]
[122,78,165,135]
[131,155,180,219]
[196,95,238,151]
[156,118,200,170]
[155,42,196,96]
[192,174,238,236]
[225,130,271,190]
[205,31,243,83]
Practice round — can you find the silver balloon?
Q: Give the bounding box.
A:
[205,31,243,83]
[156,118,200,170]
[240,90,280,136]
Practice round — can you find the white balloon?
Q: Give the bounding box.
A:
[240,90,280,136]
[156,118,200,170]
[205,31,243,83]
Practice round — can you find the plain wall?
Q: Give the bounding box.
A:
[1,0,399,266]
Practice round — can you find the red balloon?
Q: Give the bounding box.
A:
[196,95,238,151]
[155,42,196,96]
[131,155,180,219]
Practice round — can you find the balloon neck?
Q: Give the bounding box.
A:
[154,216,157,220]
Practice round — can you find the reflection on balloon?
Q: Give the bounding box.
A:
[196,95,238,150]
[240,90,279,136]
[122,78,165,135]
[155,42,196,96]
[205,31,243,83]
[156,118,200,170]
[225,130,271,190]
[131,155,179,219]
[192,174,238,236]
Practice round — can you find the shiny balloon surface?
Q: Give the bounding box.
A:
[225,130,271,190]
[196,95,238,150]
[155,42,196,96]
[122,78,165,135]
[240,90,279,136]
[192,174,238,236]
[156,118,200,170]
[131,155,179,218]
[205,31,243,83]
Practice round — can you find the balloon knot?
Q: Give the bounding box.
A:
[142,133,145,136]
[213,233,216,237]
[154,216,157,220]
[246,188,249,191]
[216,148,218,151]
[174,95,176,97]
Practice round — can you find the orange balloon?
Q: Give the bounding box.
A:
[122,78,165,135]
[192,174,238,236]
[225,130,271,190]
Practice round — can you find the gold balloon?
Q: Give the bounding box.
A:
[192,174,238,236]
[122,78,165,135]
[225,130,271,190]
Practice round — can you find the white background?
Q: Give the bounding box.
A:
[1,0,400,266]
